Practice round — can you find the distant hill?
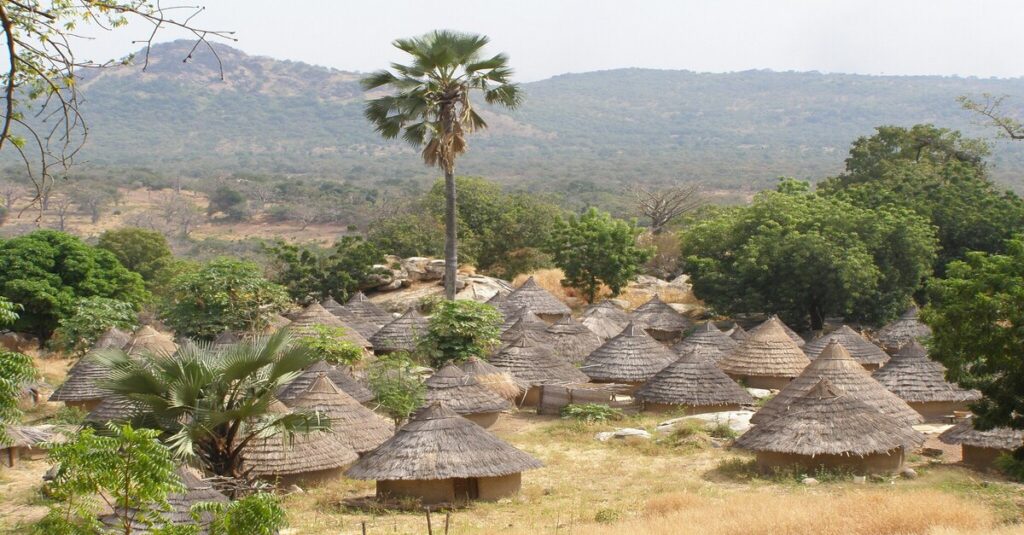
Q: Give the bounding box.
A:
[44,40,1024,191]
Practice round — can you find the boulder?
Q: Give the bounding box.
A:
[426,260,447,280]
[900,467,918,480]
[668,274,691,289]
[656,410,755,435]
[745,388,774,399]
[801,477,819,486]
[595,428,652,442]
[401,257,432,282]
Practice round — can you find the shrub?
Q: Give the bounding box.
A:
[994,452,1024,482]
[368,352,425,425]
[49,406,87,426]
[594,508,621,523]
[417,300,501,368]
[560,403,624,423]
[296,325,364,366]
[50,296,139,354]
[96,227,174,284]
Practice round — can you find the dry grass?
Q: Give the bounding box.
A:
[513,269,572,301]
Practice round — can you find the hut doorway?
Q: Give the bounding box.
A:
[453,478,479,501]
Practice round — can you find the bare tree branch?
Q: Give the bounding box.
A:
[959,93,1024,141]
[632,182,704,234]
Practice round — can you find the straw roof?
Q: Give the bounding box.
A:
[752,316,805,347]
[632,295,693,334]
[266,313,292,333]
[635,346,753,407]
[242,400,358,478]
[99,466,227,532]
[729,324,748,341]
[735,378,925,457]
[124,325,177,356]
[499,310,552,344]
[581,322,677,383]
[85,395,142,423]
[875,305,933,353]
[939,417,1024,451]
[803,325,890,368]
[423,364,512,415]
[290,303,373,350]
[751,340,922,426]
[212,330,242,349]
[278,360,374,404]
[458,357,524,401]
[546,316,605,365]
[369,308,429,353]
[717,317,811,378]
[489,331,589,387]
[322,297,379,339]
[281,373,394,454]
[50,352,110,402]
[580,301,632,340]
[346,402,543,481]
[671,322,738,362]
[504,276,570,317]
[94,327,131,350]
[871,340,981,403]
[344,292,395,332]
[5,425,65,449]
[486,292,520,320]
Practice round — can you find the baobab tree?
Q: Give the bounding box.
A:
[632,183,704,234]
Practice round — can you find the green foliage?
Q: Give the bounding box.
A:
[707,422,739,439]
[594,508,621,524]
[366,212,445,259]
[97,227,175,285]
[0,349,35,445]
[546,208,651,303]
[681,190,937,330]
[207,187,249,221]
[191,492,287,535]
[0,231,147,337]
[296,325,364,366]
[560,403,624,422]
[417,300,502,367]
[367,352,425,426]
[50,405,88,426]
[264,237,386,305]
[994,452,1024,482]
[923,236,1024,432]
[0,295,20,326]
[51,297,139,354]
[160,258,289,340]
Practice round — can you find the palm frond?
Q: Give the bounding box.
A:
[465,53,509,74]
[484,83,523,109]
[361,70,400,91]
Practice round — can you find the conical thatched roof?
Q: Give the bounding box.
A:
[281,373,393,454]
[803,325,890,368]
[50,352,109,402]
[290,303,373,350]
[580,301,632,340]
[124,325,177,356]
[344,292,395,332]
[752,316,805,347]
[939,417,1024,450]
[547,316,604,365]
[99,465,227,532]
[635,346,753,407]
[94,327,131,350]
[265,313,292,333]
[670,322,737,362]
[212,330,242,349]
[581,322,677,383]
[728,324,748,341]
[489,331,589,387]
[504,276,570,317]
[369,308,429,353]
[874,305,933,353]
[242,400,358,478]
[751,340,922,426]
[486,292,520,320]
[322,297,379,339]
[278,360,374,404]
[423,364,512,415]
[499,310,552,344]
[458,357,524,401]
[871,340,981,403]
[85,395,142,423]
[500,307,549,335]
[346,402,543,481]
[735,379,925,457]
[632,295,693,334]
[717,317,810,378]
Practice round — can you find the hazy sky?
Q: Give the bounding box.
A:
[72,0,1023,82]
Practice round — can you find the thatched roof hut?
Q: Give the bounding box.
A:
[265,313,292,334]
[940,417,1024,470]
[49,352,110,410]
[369,308,429,354]
[345,292,395,333]
[503,276,570,321]
[85,395,142,424]
[735,378,925,474]
[423,364,512,428]
[94,327,131,350]
[211,330,243,349]
[635,345,753,413]
[124,325,177,356]
[670,322,737,362]
[751,340,922,426]
[803,325,890,370]
[874,305,932,354]
[580,301,632,340]
[99,466,228,532]
[752,316,805,347]
[632,295,693,341]
[278,360,374,404]
[458,357,524,401]
[581,322,676,385]
[322,297,379,340]
[486,292,520,321]
[290,303,373,350]
[281,373,394,454]
[728,324,748,341]
[499,310,551,344]
[490,331,589,406]
[346,402,543,504]
[546,316,604,365]
[717,317,811,389]
[3,425,66,467]
[871,340,981,421]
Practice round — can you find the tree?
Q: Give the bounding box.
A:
[97,227,175,284]
[161,193,203,237]
[367,211,445,259]
[362,31,522,299]
[959,94,1024,140]
[632,183,703,234]
[97,331,327,478]
[0,297,35,446]
[0,230,147,337]
[295,325,364,366]
[681,187,937,331]
[417,300,501,367]
[50,193,75,232]
[51,296,138,354]
[546,208,651,303]
[160,259,289,341]
[206,187,249,222]
[192,492,288,535]
[69,183,119,224]
[367,352,425,426]
[264,237,385,305]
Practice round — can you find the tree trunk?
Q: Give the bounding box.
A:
[443,170,458,300]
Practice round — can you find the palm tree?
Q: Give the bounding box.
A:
[96,330,329,478]
[362,30,522,299]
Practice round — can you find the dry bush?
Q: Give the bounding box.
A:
[513,269,570,301]
[639,231,683,280]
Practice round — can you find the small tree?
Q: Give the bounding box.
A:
[51,297,139,354]
[207,187,249,222]
[265,237,386,305]
[633,183,703,235]
[192,492,288,535]
[0,297,34,445]
[417,300,501,367]
[296,325,364,366]
[546,208,651,303]
[368,352,426,426]
[97,227,175,284]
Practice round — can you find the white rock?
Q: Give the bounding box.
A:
[595,428,652,442]
[746,387,774,399]
[668,274,691,289]
[853,475,866,484]
[426,259,447,279]
[801,477,819,486]
[634,275,669,288]
[656,410,755,434]
[900,467,918,480]
[401,257,432,282]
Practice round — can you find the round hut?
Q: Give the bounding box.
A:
[49,352,111,411]
[581,322,676,387]
[871,340,981,421]
[489,331,589,406]
[580,301,632,340]
[635,346,753,414]
[753,316,805,347]
[499,309,552,344]
[278,360,375,405]
[322,297,379,340]
[503,276,570,322]
[346,402,543,505]
[264,313,292,334]
[423,364,512,428]
[874,305,932,354]
[369,308,429,355]
[751,340,922,426]
[345,292,396,335]
[485,292,519,321]
[280,373,394,454]
[290,302,373,351]
[717,317,811,390]
[211,330,243,350]
[670,322,737,362]
[458,356,524,401]
[85,395,142,424]
[728,324,748,341]
[632,295,693,342]
[546,316,604,365]
[735,378,925,474]
[939,417,1024,470]
[2,425,64,467]
[94,326,131,350]
[124,325,177,356]
[802,325,889,370]
[99,466,228,532]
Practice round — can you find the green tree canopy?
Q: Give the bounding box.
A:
[265,237,385,305]
[51,296,139,354]
[417,300,502,367]
[97,227,175,284]
[0,231,147,337]
[207,187,249,221]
